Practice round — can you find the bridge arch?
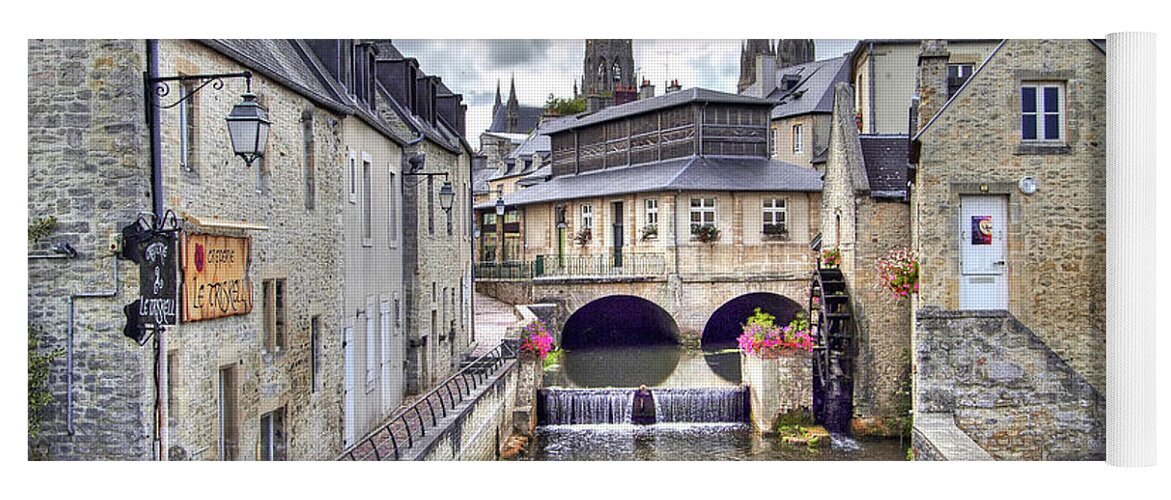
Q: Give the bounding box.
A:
[561,295,681,349]
[701,292,805,349]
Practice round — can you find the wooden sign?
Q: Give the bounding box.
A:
[181,233,253,322]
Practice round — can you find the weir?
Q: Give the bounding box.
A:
[537,386,749,425]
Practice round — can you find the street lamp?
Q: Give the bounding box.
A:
[226,91,271,167]
[438,181,455,213]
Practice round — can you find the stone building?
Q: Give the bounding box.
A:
[739,47,851,170]
[488,77,543,135]
[28,38,472,460]
[737,39,816,94]
[373,45,476,394]
[473,88,823,347]
[850,39,999,135]
[818,82,912,434]
[910,39,1106,460]
[580,39,635,97]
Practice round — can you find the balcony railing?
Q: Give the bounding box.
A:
[534,252,666,278]
[474,261,533,280]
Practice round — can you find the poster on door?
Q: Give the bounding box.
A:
[971,216,993,245]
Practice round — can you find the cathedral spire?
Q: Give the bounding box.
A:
[493,79,502,119]
[508,74,518,106]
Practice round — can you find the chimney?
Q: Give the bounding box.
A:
[586,95,605,112]
[639,78,655,99]
[754,54,776,98]
[916,40,950,135]
[666,79,682,93]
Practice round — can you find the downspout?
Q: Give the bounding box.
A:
[66,257,121,436]
[145,39,168,460]
[673,191,681,276]
[867,42,876,134]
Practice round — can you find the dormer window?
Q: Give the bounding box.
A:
[780,74,801,92]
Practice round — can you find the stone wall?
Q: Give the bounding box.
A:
[913,39,1107,393]
[742,353,813,433]
[28,39,154,460]
[416,359,520,461]
[915,308,1105,460]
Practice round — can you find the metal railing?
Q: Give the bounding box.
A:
[535,252,666,278]
[474,261,533,280]
[339,339,520,461]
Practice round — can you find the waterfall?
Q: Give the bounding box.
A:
[652,387,748,423]
[538,386,748,425]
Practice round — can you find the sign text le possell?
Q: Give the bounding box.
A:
[138,232,179,326]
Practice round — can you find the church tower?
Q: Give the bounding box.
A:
[737,39,775,93]
[776,39,816,69]
[582,39,635,96]
[506,75,520,132]
[492,79,502,120]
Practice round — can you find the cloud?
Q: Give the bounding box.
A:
[391,39,858,149]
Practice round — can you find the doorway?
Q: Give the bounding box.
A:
[959,195,1008,309]
[611,201,624,268]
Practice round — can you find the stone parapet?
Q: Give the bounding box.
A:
[743,352,813,433]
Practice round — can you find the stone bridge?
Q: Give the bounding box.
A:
[476,273,812,348]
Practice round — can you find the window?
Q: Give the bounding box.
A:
[1021,83,1064,142]
[365,308,376,388]
[948,64,974,97]
[581,204,593,230]
[310,316,321,393]
[362,160,373,244]
[792,124,803,153]
[644,198,658,233]
[302,109,316,209]
[763,198,788,235]
[388,169,397,247]
[348,153,357,203]
[218,366,238,461]
[481,213,498,262]
[263,279,287,352]
[690,197,716,234]
[394,296,402,329]
[178,82,196,171]
[167,350,180,430]
[258,407,286,461]
[503,210,521,261]
[769,128,778,158]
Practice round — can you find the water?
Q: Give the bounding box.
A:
[527,423,907,461]
[538,387,748,425]
[544,344,741,388]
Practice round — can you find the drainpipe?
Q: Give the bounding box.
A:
[65,257,121,436]
[672,191,681,275]
[867,42,876,134]
[144,39,169,461]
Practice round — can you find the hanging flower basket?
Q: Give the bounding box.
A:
[640,225,658,241]
[875,248,919,299]
[821,248,842,268]
[573,227,592,246]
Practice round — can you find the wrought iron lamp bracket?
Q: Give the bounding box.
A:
[148,71,254,110]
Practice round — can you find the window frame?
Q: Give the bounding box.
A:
[348,152,358,204]
[580,204,593,231]
[1020,82,1065,144]
[302,109,316,209]
[644,198,659,233]
[689,197,717,235]
[258,407,286,461]
[263,278,287,353]
[310,315,321,393]
[792,124,803,153]
[178,81,197,172]
[387,166,398,248]
[762,197,788,235]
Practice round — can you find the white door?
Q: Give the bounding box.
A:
[379,300,393,414]
[343,325,356,446]
[959,195,1008,309]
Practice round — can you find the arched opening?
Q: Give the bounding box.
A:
[562,295,680,349]
[701,293,806,383]
[557,295,682,388]
[702,292,805,348]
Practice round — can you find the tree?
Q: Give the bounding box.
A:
[28,216,62,459]
[544,94,586,116]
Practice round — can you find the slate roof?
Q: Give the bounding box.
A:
[203,39,351,113]
[859,135,909,199]
[517,165,552,187]
[475,156,822,209]
[542,88,773,134]
[763,56,851,119]
[487,104,544,134]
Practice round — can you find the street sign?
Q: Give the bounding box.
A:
[138,232,179,326]
[181,233,253,322]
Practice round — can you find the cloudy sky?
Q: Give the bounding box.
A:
[392,40,858,149]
